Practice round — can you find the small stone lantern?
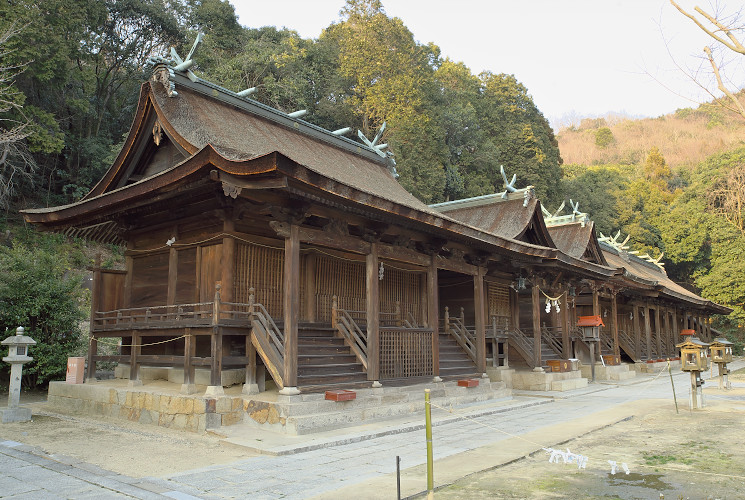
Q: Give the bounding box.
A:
[676,336,709,409]
[577,316,604,381]
[1,326,36,423]
[710,338,734,390]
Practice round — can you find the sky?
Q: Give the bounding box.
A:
[230,0,745,129]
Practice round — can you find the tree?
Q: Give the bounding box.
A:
[0,23,36,209]
[0,245,87,388]
[670,0,745,120]
[594,127,614,149]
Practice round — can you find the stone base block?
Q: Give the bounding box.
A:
[114,364,245,387]
[580,364,637,381]
[0,406,32,423]
[486,367,514,388]
[512,369,586,391]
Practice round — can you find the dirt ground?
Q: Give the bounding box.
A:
[0,391,256,478]
[439,372,745,500]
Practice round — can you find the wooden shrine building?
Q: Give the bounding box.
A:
[22,57,730,396]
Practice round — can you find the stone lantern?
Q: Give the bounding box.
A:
[676,336,709,409]
[710,338,734,389]
[1,326,36,423]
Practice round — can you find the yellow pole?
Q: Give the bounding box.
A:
[425,388,434,499]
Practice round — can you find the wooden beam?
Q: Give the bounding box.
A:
[378,243,431,267]
[366,243,380,382]
[654,306,662,357]
[474,266,486,374]
[283,224,300,389]
[434,255,478,276]
[271,220,370,255]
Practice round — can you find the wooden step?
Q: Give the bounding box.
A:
[298,363,365,376]
[298,372,369,386]
[298,354,358,365]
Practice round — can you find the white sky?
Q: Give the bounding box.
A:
[230,0,745,128]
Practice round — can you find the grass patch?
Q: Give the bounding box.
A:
[642,453,693,466]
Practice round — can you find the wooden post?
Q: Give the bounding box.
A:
[221,233,235,306]
[331,295,338,328]
[654,306,662,358]
[611,291,620,358]
[474,267,486,374]
[633,303,641,361]
[129,331,140,384]
[644,303,652,360]
[304,253,317,322]
[395,301,401,326]
[123,253,133,309]
[366,242,380,384]
[182,327,196,394]
[663,307,671,357]
[428,257,440,381]
[87,255,102,381]
[671,307,678,345]
[532,281,542,370]
[444,306,450,332]
[561,291,570,359]
[167,244,178,307]
[282,224,300,393]
[209,284,223,388]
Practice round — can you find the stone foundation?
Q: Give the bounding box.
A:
[580,363,637,381]
[511,369,588,391]
[113,364,245,387]
[634,358,681,373]
[47,381,244,432]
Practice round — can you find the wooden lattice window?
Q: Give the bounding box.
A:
[380,264,424,325]
[315,255,365,321]
[233,241,285,318]
[487,281,511,329]
[379,329,433,379]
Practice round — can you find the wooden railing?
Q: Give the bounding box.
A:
[508,327,535,368]
[617,329,637,360]
[247,288,285,389]
[93,302,215,330]
[331,296,368,370]
[443,306,476,363]
[540,325,564,357]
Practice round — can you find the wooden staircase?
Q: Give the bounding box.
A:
[438,332,480,379]
[297,322,368,390]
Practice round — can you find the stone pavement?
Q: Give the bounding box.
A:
[2,360,743,500]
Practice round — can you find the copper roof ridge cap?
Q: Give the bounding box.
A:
[169,72,390,167]
[429,187,534,210]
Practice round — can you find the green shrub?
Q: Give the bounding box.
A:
[0,245,87,388]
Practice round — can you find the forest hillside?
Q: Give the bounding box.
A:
[1,0,744,388]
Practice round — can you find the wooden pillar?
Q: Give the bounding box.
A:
[611,291,619,357]
[532,282,542,370]
[654,305,662,358]
[366,243,380,383]
[129,330,140,383]
[184,328,194,385]
[167,233,178,306]
[561,291,571,359]
[282,224,300,391]
[221,221,235,305]
[123,253,133,309]
[428,257,440,380]
[644,303,652,360]
[304,253,317,322]
[633,303,641,361]
[511,288,520,330]
[592,284,602,360]
[87,255,102,381]
[671,307,678,344]
[474,267,486,374]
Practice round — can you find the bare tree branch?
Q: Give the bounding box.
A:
[704,45,745,117]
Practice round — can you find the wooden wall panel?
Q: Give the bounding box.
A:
[199,243,222,302]
[315,255,365,321]
[98,271,125,312]
[175,247,197,304]
[131,253,169,307]
[380,265,424,325]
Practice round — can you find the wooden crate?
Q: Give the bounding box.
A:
[546,359,571,372]
[325,389,357,402]
[457,379,479,388]
[602,354,620,366]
